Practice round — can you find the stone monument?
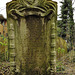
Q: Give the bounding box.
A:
[6,0,57,75]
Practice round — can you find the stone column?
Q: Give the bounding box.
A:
[7,0,57,75]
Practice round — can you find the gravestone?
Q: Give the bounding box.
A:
[6,0,57,75]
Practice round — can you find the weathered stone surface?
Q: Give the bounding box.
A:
[7,0,57,75]
[14,16,51,75]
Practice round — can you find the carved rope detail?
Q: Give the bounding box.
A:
[50,17,56,74]
[9,24,16,74]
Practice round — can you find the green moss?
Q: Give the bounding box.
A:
[56,37,67,59]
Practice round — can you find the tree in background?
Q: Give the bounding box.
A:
[60,0,68,39]
[59,0,74,51]
[68,0,74,49]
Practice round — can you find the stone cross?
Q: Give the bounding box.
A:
[6,0,57,75]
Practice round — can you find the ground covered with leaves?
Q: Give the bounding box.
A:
[0,50,75,75]
[0,62,10,75]
[56,50,75,75]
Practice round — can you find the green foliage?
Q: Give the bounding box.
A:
[0,35,8,46]
[0,42,3,45]
[0,35,8,61]
[56,61,65,72]
[0,53,5,62]
[61,48,65,53]
[56,37,67,59]
[57,47,61,53]
[0,42,7,46]
[56,65,65,71]
[57,27,62,37]
[57,47,65,54]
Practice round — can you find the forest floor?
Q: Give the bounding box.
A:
[56,50,75,75]
[0,62,10,75]
[0,50,75,75]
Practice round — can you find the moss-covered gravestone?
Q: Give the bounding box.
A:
[6,0,57,75]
